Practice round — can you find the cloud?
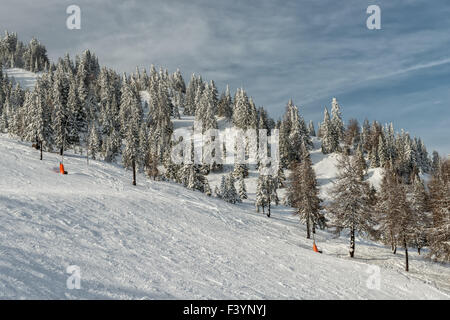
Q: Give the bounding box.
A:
[0,0,449,154]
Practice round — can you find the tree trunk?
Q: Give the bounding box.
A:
[418,247,421,255]
[404,237,409,272]
[312,222,316,234]
[349,225,355,258]
[306,215,311,239]
[40,140,43,160]
[267,200,271,218]
[60,147,63,156]
[393,245,397,255]
[132,158,136,186]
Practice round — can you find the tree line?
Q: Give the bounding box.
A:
[0,32,448,268]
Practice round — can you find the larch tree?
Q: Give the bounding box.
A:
[428,159,450,262]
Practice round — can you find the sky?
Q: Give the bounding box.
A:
[1,0,449,154]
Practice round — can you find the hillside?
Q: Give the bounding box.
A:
[4,68,41,89]
[1,133,449,299]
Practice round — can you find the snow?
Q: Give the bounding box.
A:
[0,83,448,299]
[1,133,449,299]
[4,68,41,90]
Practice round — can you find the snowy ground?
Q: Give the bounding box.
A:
[0,75,448,299]
[4,68,41,89]
[1,133,449,299]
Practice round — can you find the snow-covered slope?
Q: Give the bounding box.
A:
[4,68,41,89]
[1,134,449,299]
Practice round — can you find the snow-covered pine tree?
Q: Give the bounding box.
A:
[183,74,197,115]
[321,107,338,154]
[331,97,344,141]
[217,85,233,119]
[238,177,248,200]
[361,118,371,153]
[279,99,312,166]
[287,143,322,238]
[232,88,257,130]
[355,143,367,176]
[66,76,81,151]
[233,163,248,179]
[138,123,149,171]
[431,151,441,174]
[266,175,279,217]
[120,82,143,185]
[275,166,286,188]
[84,86,100,160]
[308,120,315,137]
[52,63,70,156]
[329,153,375,257]
[87,122,100,161]
[378,134,389,168]
[255,174,268,214]
[204,179,212,196]
[26,80,52,159]
[216,175,227,199]
[369,144,380,168]
[224,173,240,204]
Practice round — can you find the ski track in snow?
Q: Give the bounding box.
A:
[0,78,448,299]
[1,134,449,300]
[4,68,41,90]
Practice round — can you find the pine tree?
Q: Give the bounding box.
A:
[232,88,257,130]
[255,174,268,214]
[204,179,212,196]
[329,154,374,257]
[431,151,441,174]
[87,122,100,161]
[355,143,367,175]
[25,83,46,159]
[146,152,159,180]
[52,64,70,156]
[331,97,344,141]
[238,177,248,200]
[369,144,380,168]
[217,175,227,199]
[279,100,312,166]
[287,143,323,238]
[378,134,388,168]
[308,120,316,136]
[321,107,338,154]
[224,173,240,204]
[217,85,233,119]
[120,82,143,185]
[233,163,249,179]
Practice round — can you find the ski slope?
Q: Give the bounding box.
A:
[1,134,449,299]
[4,68,41,89]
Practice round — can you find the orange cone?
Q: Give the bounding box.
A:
[313,242,319,253]
[59,163,65,174]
